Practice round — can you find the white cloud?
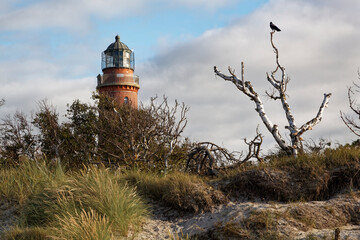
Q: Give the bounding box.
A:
[164,0,238,9]
[0,0,239,32]
[0,57,95,119]
[0,0,145,32]
[138,0,360,152]
[0,75,95,120]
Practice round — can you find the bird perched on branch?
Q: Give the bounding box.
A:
[270,22,281,32]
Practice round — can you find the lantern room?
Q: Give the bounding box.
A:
[101,35,135,70]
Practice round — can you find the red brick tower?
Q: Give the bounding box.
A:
[97,35,140,108]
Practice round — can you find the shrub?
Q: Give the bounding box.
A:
[126,171,227,213]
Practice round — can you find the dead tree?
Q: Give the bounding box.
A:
[185,129,264,175]
[340,71,360,137]
[214,31,331,157]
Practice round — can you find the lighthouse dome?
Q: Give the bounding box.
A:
[104,35,130,53]
[101,35,135,70]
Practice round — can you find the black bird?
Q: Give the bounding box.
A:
[270,22,281,32]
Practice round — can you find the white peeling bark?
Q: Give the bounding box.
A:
[297,93,332,137]
[214,31,331,156]
[214,65,291,153]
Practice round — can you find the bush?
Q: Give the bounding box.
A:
[126,171,227,213]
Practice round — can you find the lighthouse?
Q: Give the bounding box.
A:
[97,35,140,108]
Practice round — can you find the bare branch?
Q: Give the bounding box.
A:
[214,65,255,98]
[341,111,360,137]
[297,93,332,137]
[340,72,360,137]
[348,86,360,115]
[266,73,280,89]
[265,88,281,100]
[243,127,264,163]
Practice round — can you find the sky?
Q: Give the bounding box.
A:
[0,0,359,155]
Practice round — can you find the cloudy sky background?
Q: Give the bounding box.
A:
[0,0,359,154]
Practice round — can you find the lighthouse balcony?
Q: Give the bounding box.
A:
[97,74,139,88]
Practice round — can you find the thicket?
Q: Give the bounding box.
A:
[0,95,190,172]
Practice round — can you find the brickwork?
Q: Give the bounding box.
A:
[98,85,139,108]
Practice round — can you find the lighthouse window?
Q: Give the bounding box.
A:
[124,58,130,68]
[106,55,114,68]
[124,97,129,104]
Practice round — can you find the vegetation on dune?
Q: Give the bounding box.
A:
[2,226,50,240]
[221,143,360,202]
[125,171,227,213]
[0,158,66,204]
[0,134,359,239]
[196,209,284,240]
[0,95,190,172]
[1,144,355,239]
[0,160,148,239]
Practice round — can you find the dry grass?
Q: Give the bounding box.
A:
[246,210,280,230]
[125,171,227,213]
[215,221,251,239]
[0,160,148,239]
[52,209,113,240]
[60,166,148,235]
[167,229,191,240]
[221,145,360,202]
[196,210,284,240]
[0,158,66,204]
[286,202,360,230]
[2,226,49,240]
